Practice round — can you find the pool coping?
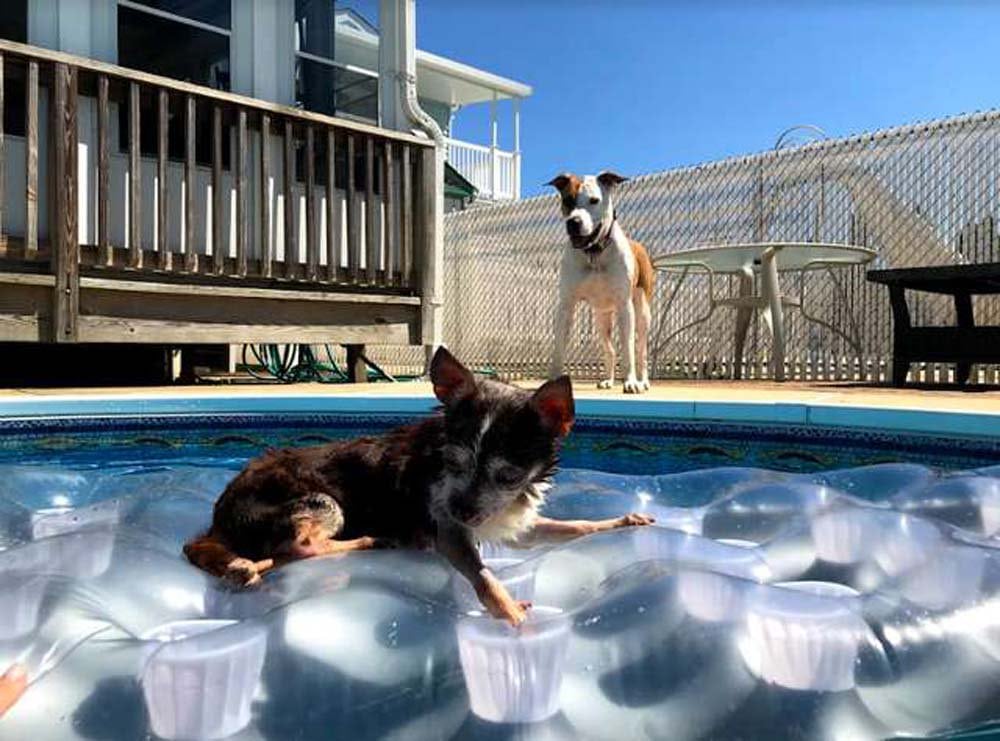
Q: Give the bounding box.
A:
[0,391,997,441]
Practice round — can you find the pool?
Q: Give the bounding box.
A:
[1,393,1000,740]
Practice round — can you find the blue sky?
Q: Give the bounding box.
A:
[346,1,1000,198]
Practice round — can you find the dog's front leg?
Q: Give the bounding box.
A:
[436,523,530,626]
[596,310,616,389]
[549,292,576,379]
[184,534,274,587]
[617,297,642,393]
[519,514,655,545]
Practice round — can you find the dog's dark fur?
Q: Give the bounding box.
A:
[185,348,653,624]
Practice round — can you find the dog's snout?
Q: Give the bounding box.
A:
[566,216,584,236]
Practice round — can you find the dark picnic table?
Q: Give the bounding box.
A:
[867,262,1000,386]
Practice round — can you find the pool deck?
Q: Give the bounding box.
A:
[0,380,998,439]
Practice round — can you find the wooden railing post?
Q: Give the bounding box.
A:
[128,81,141,267]
[51,63,79,342]
[25,60,38,258]
[184,94,197,272]
[365,136,377,283]
[415,144,443,351]
[97,75,110,265]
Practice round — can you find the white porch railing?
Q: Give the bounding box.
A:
[445,137,520,201]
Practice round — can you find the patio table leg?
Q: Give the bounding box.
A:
[760,247,786,381]
[732,273,754,380]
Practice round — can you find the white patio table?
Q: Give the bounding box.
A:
[653,242,877,381]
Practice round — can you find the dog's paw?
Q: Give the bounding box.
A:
[223,557,263,588]
[623,377,643,394]
[477,574,531,626]
[597,379,614,390]
[370,536,401,550]
[640,378,651,392]
[615,512,656,528]
[490,598,531,627]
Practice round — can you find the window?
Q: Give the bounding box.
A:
[117,0,231,165]
[0,0,28,137]
[294,1,378,123]
[118,1,231,89]
[0,0,27,44]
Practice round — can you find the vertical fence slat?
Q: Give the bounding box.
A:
[365,136,377,283]
[400,144,412,287]
[25,60,38,257]
[259,112,271,278]
[212,105,224,274]
[128,81,141,267]
[51,63,78,342]
[346,133,359,281]
[157,89,169,270]
[283,119,296,278]
[0,53,4,241]
[236,109,247,276]
[305,126,317,280]
[325,128,338,282]
[97,75,110,265]
[383,140,398,285]
[184,94,196,272]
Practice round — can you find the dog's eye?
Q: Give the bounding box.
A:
[589,196,600,205]
[493,464,524,487]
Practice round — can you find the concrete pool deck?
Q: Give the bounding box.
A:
[0,379,998,409]
[0,380,998,439]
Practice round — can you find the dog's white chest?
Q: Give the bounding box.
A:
[563,242,633,311]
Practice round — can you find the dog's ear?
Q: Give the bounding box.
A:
[597,171,628,189]
[546,174,572,191]
[430,347,476,406]
[531,376,575,437]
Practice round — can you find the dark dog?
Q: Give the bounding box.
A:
[184,348,653,624]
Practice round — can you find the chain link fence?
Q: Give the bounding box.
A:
[372,109,1000,384]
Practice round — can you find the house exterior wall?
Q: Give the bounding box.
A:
[231,0,296,105]
[28,0,117,63]
[418,97,451,136]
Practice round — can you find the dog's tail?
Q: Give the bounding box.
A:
[630,241,655,301]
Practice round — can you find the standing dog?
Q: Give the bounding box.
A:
[185,348,653,625]
[547,172,655,393]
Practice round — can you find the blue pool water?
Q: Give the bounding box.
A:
[1,408,1000,740]
[1,412,999,476]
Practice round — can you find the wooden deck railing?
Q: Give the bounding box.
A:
[0,39,436,346]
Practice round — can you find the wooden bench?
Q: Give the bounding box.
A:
[867,263,1000,386]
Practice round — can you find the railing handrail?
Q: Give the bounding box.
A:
[445,137,515,156]
[0,38,434,148]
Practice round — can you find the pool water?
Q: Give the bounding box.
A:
[1,412,1000,740]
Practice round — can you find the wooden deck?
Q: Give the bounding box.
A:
[0,39,436,349]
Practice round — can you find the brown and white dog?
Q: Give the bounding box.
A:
[547,172,655,393]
